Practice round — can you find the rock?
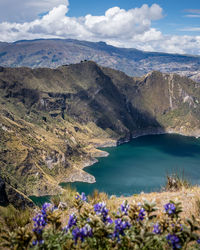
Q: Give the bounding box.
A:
[0,176,35,209]
[5,184,35,209]
[58,202,67,210]
[0,177,9,206]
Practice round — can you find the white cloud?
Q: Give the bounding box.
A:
[180,27,200,31]
[0,0,69,22]
[184,15,200,18]
[0,2,200,55]
[184,9,200,14]
[0,3,163,41]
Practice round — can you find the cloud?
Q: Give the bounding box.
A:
[134,34,200,55]
[0,2,200,55]
[184,15,200,18]
[0,3,163,41]
[184,9,200,14]
[0,0,69,22]
[180,27,200,31]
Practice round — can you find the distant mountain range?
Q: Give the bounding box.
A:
[0,39,200,82]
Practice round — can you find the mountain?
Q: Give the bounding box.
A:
[0,39,200,81]
[0,61,200,203]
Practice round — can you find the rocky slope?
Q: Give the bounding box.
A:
[0,61,199,200]
[0,39,200,81]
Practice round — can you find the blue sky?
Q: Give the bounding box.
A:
[0,0,200,55]
[67,0,200,35]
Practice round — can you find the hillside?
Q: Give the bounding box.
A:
[0,61,200,203]
[0,39,200,82]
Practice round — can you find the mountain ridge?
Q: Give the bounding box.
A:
[0,38,200,82]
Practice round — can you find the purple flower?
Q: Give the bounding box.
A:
[32,214,47,234]
[113,219,131,241]
[120,201,129,215]
[94,202,113,223]
[41,203,51,215]
[166,234,181,249]
[197,238,200,244]
[72,224,92,244]
[32,240,44,246]
[76,192,87,202]
[68,213,77,228]
[164,203,176,215]
[94,202,108,216]
[138,208,145,221]
[81,224,92,237]
[81,192,87,201]
[63,213,77,232]
[153,223,161,234]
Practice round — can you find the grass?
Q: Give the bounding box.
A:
[0,205,31,231]
[51,185,77,208]
[88,189,108,205]
[165,170,191,192]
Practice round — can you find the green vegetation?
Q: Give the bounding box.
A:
[1,188,200,249]
[165,172,191,192]
[0,205,31,231]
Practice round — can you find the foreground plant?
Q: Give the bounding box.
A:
[0,192,200,250]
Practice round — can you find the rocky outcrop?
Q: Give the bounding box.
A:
[5,184,35,209]
[0,176,34,208]
[0,177,8,206]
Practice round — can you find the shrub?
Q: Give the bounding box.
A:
[1,192,200,249]
[165,171,191,191]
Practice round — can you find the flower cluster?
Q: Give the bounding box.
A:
[72,224,92,244]
[32,214,47,234]
[63,213,77,232]
[120,200,129,215]
[32,203,51,234]
[113,219,131,241]
[75,192,87,202]
[32,203,52,246]
[41,202,51,215]
[138,207,145,221]
[153,223,161,234]
[94,202,113,223]
[164,202,176,215]
[32,239,44,246]
[166,234,181,249]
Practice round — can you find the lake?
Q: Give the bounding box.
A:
[31,134,200,205]
[62,134,200,196]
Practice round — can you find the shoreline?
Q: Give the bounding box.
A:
[31,129,200,199]
[73,128,200,184]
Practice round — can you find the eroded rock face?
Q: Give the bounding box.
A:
[0,177,8,206]
[0,176,34,208]
[5,184,35,209]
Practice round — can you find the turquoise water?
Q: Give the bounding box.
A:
[61,134,200,196]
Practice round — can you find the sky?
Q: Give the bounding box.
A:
[0,0,200,55]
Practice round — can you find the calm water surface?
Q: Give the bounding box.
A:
[62,134,200,196]
[31,134,200,205]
